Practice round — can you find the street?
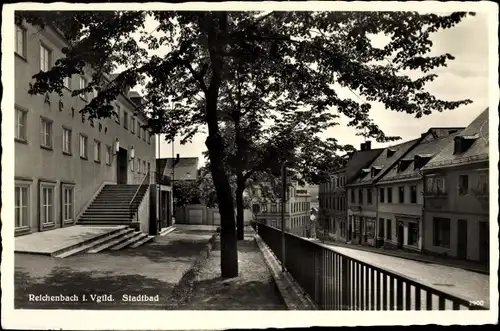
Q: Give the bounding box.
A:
[325,245,490,309]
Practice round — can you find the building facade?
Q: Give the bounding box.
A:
[347,139,418,247]
[14,21,156,236]
[421,109,489,264]
[319,168,347,241]
[375,128,463,252]
[252,181,311,235]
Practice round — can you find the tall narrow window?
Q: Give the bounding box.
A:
[123,111,128,129]
[79,76,87,100]
[379,187,385,203]
[79,134,88,159]
[40,44,51,72]
[62,127,72,154]
[16,25,26,57]
[41,185,54,224]
[131,117,136,134]
[358,189,363,204]
[387,187,393,203]
[410,185,417,203]
[367,188,372,204]
[115,104,121,124]
[15,185,29,228]
[477,173,488,194]
[398,186,405,203]
[63,76,71,89]
[15,108,27,141]
[62,186,74,222]
[458,175,469,195]
[94,140,101,162]
[40,118,53,149]
[105,145,112,165]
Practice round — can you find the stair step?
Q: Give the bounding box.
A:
[78,220,132,224]
[83,211,134,214]
[109,232,146,250]
[129,235,156,248]
[54,228,134,258]
[87,229,138,253]
[99,231,142,251]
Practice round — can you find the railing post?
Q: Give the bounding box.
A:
[341,256,349,310]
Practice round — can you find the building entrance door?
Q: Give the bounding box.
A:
[116,148,128,184]
[397,221,404,249]
[457,219,468,259]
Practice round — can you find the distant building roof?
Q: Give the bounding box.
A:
[378,128,464,183]
[423,108,489,170]
[157,157,199,181]
[344,148,384,183]
[349,138,419,186]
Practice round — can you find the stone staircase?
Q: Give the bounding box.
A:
[78,184,148,226]
[53,226,156,258]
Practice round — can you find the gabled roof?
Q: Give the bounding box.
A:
[348,138,419,186]
[423,108,489,170]
[378,128,464,183]
[344,148,384,183]
[157,157,199,181]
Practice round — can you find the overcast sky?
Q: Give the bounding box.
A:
[134,12,490,166]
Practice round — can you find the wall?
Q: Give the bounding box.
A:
[175,204,253,226]
[137,188,150,234]
[14,22,155,235]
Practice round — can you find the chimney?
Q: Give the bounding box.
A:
[365,141,371,151]
[360,143,366,151]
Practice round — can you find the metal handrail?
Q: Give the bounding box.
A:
[254,221,489,311]
[129,171,150,221]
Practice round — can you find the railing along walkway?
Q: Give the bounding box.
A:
[253,222,488,311]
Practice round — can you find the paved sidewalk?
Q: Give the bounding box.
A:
[181,234,286,310]
[313,237,489,275]
[15,228,212,310]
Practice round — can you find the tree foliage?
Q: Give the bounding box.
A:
[16,10,474,277]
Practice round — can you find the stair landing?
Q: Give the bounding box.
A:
[15,225,128,256]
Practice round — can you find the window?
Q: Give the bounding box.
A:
[386,219,392,240]
[261,204,268,212]
[139,126,142,139]
[398,186,405,203]
[147,131,151,144]
[350,189,355,203]
[459,174,469,195]
[271,204,277,213]
[433,217,450,248]
[379,187,385,203]
[15,108,27,141]
[366,219,375,239]
[131,117,136,133]
[115,104,121,124]
[130,157,135,172]
[143,160,147,174]
[79,76,87,100]
[378,218,384,238]
[387,187,392,203]
[15,185,29,228]
[62,186,74,222]
[40,44,51,71]
[41,185,55,225]
[137,158,141,174]
[408,185,417,203]
[62,127,72,154]
[367,188,372,204]
[408,222,419,246]
[123,111,128,129]
[358,189,363,204]
[425,177,434,194]
[105,145,112,165]
[94,140,101,162]
[63,76,71,89]
[435,177,446,195]
[16,25,26,57]
[477,173,488,195]
[40,117,53,149]
[79,134,88,159]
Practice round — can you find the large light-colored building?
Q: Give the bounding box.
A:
[421,109,489,264]
[375,128,463,252]
[252,180,311,236]
[14,21,161,236]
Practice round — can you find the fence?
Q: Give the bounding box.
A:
[252,221,488,311]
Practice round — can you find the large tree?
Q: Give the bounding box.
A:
[16,10,473,278]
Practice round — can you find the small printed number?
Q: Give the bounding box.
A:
[469,300,484,306]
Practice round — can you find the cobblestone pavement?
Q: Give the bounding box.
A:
[325,245,490,309]
[182,234,286,310]
[15,228,212,309]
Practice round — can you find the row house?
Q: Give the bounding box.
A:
[347,139,418,246]
[252,181,311,235]
[318,143,382,242]
[375,128,463,251]
[421,108,489,264]
[14,21,159,237]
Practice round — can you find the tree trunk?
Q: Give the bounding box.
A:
[236,173,245,240]
[204,12,238,278]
